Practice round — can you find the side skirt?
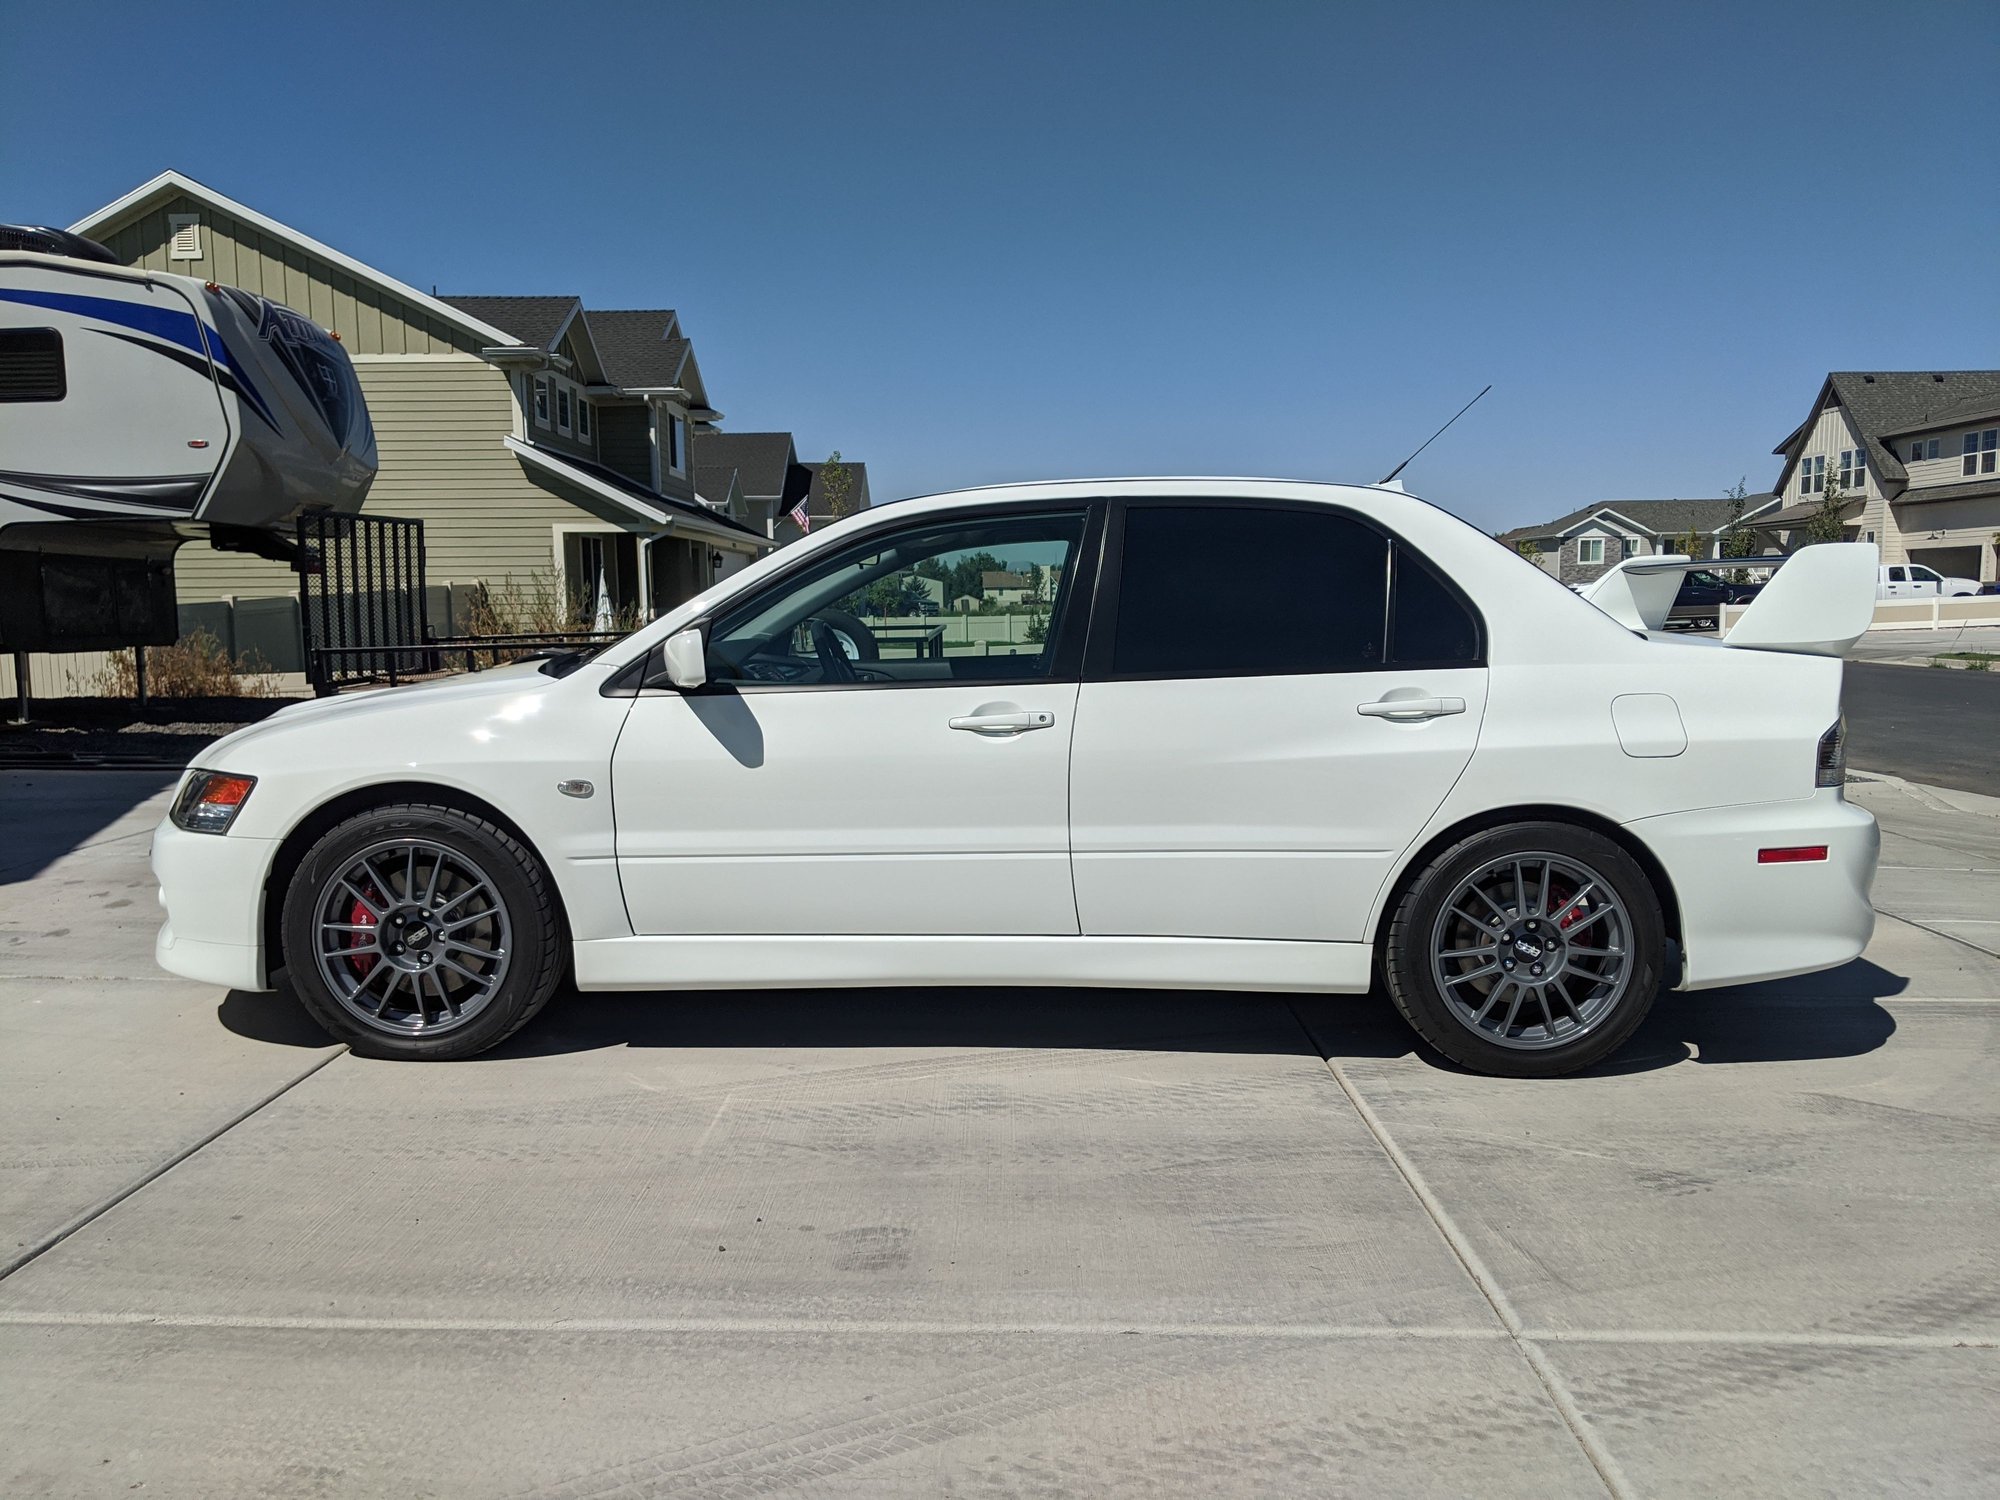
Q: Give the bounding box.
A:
[571,934,1374,994]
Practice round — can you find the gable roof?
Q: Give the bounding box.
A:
[691,431,802,501]
[69,170,523,348]
[586,309,690,389]
[439,296,581,351]
[1497,496,1780,545]
[1772,371,2000,499]
[505,437,766,545]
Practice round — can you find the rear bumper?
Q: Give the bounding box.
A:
[1627,789,1878,991]
[151,818,278,992]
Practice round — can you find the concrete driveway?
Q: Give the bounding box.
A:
[1,768,1995,1498]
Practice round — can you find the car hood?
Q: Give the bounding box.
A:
[195,662,566,767]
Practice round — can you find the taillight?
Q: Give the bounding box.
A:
[1815,719,1846,789]
[169,769,256,834]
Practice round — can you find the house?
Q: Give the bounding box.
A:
[1497,496,1783,585]
[980,570,1034,605]
[1760,371,2000,583]
[690,433,872,551]
[67,170,772,655]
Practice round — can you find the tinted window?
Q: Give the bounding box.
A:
[0,327,65,402]
[1390,545,1481,664]
[699,511,1087,687]
[1111,505,1387,678]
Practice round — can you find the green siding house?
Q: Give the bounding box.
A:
[69,171,771,654]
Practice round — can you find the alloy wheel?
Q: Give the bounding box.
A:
[1428,852,1634,1051]
[310,837,513,1037]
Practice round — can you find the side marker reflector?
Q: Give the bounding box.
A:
[1758,846,1829,864]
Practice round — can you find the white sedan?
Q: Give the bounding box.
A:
[152,480,1882,1077]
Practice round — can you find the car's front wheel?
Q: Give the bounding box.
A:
[280,803,566,1060]
[1382,822,1665,1077]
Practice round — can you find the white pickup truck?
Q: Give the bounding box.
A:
[1879,563,1980,599]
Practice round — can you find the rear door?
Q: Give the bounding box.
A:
[1067,500,1488,942]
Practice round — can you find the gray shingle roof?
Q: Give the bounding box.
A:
[1497,496,1779,544]
[520,439,762,538]
[691,432,802,501]
[438,295,578,349]
[585,309,688,389]
[1894,474,2000,507]
[1774,371,2000,495]
[693,464,738,503]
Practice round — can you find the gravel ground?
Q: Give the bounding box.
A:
[0,697,298,768]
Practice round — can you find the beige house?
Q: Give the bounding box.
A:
[1762,370,2000,583]
[68,171,771,659]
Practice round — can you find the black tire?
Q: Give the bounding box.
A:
[280,803,566,1060]
[1382,822,1665,1078]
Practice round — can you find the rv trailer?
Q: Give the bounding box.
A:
[0,224,375,655]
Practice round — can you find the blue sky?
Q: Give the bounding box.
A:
[5,1,1995,531]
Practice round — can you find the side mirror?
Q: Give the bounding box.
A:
[662,625,708,690]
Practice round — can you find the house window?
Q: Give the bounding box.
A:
[666,413,686,473]
[532,376,550,428]
[1576,537,1605,565]
[1909,438,1940,462]
[1621,536,1641,558]
[1800,454,1826,495]
[1839,448,1866,490]
[556,385,573,436]
[577,397,591,441]
[1965,429,1999,477]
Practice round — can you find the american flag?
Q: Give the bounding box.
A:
[788,500,811,533]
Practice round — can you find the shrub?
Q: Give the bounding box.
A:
[97,631,279,698]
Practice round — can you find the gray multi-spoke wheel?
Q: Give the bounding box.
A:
[1384,822,1665,1078]
[311,837,514,1038]
[1427,852,1633,1051]
[282,803,566,1060]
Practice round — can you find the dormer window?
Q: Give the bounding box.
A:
[1909,438,1940,462]
[577,397,591,441]
[1965,429,1998,476]
[532,376,550,428]
[556,386,573,436]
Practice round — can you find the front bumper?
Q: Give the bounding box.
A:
[1628,788,1879,991]
[151,817,279,992]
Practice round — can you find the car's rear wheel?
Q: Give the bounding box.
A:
[1382,822,1665,1077]
[281,803,566,1060]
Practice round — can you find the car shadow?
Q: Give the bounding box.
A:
[0,768,179,887]
[219,959,1904,1075]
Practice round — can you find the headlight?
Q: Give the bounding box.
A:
[170,769,257,834]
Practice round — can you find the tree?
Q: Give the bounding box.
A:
[1717,477,1761,581]
[1802,469,1851,546]
[1511,538,1541,562]
[1674,525,1705,560]
[818,451,856,521]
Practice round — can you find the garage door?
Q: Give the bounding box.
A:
[1906,546,1982,582]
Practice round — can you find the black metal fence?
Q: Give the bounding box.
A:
[297,511,429,695]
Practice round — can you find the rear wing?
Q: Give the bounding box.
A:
[1576,544,1879,657]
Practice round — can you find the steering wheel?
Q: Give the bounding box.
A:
[810,618,857,683]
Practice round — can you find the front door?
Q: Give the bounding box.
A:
[612,505,1098,936]
[1068,501,1488,942]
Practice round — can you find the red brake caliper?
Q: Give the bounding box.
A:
[347,892,380,978]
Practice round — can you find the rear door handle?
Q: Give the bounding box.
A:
[1357,696,1466,722]
[949,710,1056,735]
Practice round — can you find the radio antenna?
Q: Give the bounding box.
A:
[1379,384,1492,485]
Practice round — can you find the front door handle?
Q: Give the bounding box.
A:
[1357,695,1466,722]
[949,710,1056,735]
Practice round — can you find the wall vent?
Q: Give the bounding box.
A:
[167,214,202,260]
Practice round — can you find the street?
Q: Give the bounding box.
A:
[2,766,1997,1497]
[1844,661,2000,797]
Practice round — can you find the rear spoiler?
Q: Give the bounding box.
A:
[1577,544,1879,657]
